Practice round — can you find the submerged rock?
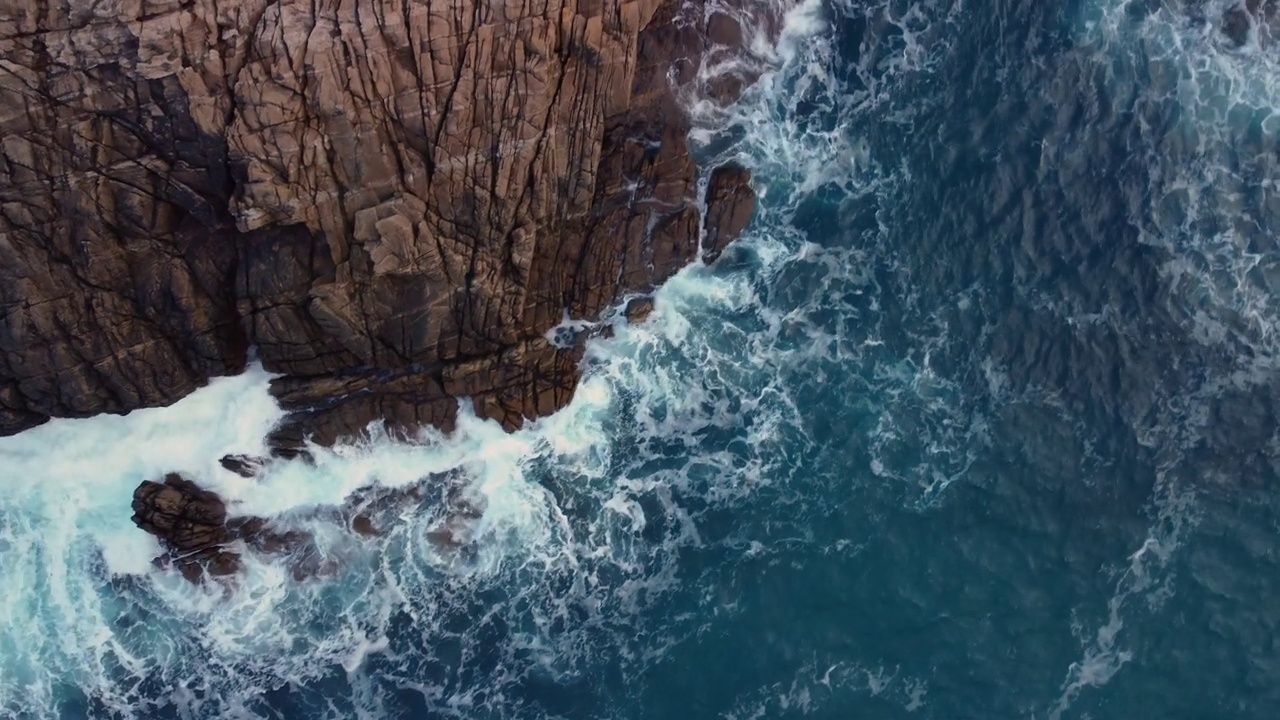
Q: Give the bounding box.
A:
[1174,0,1279,48]
[341,471,486,548]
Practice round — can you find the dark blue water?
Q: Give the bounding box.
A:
[610,2,1280,716]
[3,0,1280,718]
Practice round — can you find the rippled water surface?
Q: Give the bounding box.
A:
[3,0,1280,717]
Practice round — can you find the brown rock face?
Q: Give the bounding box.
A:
[132,474,232,553]
[131,473,243,580]
[0,0,766,443]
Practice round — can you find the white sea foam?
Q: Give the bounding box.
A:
[0,296,733,717]
[0,366,286,716]
[1048,479,1198,720]
[1083,0,1280,360]
[723,658,931,719]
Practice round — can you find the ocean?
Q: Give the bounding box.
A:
[2,0,1279,717]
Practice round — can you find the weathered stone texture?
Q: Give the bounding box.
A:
[0,0,762,443]
[132,471,326,582]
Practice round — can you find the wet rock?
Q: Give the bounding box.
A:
[1223,5,1254,46]
[341,472,485,544]
[351,515,380,537]
[154,553,242,584]
[426,490,486,549]
[625,297,657,324]
[226,516,314,556]
[132,474,244,582]
[204,552,244,578]
[702,163,759,264]
[131,474,232,553]
[219,454,266,478]
[132,473,316,583]
[133,467,495,582]
[1212,0,1277,47]
[707,11,745,47]
[426,521,474,549]
[338,472,483,549]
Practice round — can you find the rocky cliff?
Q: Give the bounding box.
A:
[0,0,762,446]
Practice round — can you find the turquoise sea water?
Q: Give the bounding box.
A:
[2,0,1280,717]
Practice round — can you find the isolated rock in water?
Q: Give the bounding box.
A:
[219,454,267,478]
[131,470,486,581]
[0,0,778,444]
[131,473,314,582]
[131,474,232,553]
[132,474,240,581]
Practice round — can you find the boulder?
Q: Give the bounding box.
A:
[131,473,314,582]
[219,454,266,478]
[703,163,759,263]
[131,474,231,553]
[625,297,657,324]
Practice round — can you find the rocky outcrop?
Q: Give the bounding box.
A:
[0,0,766,444]
[131,470,482,581]
[130,473,310,582]
[132,475,236,561]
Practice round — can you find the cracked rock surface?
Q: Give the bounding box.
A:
[0,0,763,444]
[132,471,329,582]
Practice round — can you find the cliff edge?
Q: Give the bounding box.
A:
[0,0,763,445]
